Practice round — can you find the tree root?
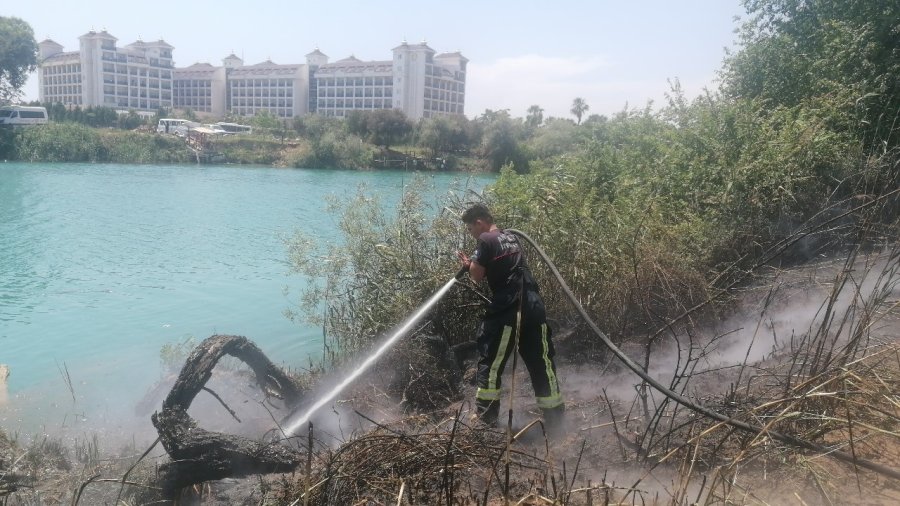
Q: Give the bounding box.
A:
[151,334,307,496]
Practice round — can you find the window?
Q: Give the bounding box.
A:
[19,110,47,119]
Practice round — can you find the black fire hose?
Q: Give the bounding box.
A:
[508,228,900,481]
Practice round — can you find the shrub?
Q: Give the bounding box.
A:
[13,123,193,163]
[286,131,375,169]
[286,177,480,364]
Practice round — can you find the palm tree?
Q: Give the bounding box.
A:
[526,105,544,128]
[570,97,589,125]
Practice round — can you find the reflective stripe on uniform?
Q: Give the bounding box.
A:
[538,323,562,404]
[536,393,564,409]
[476,387,501,401]
[487,325,513,391]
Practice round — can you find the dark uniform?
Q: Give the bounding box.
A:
[470,229,564,424]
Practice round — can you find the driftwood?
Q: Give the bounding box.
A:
[151,334,307,495]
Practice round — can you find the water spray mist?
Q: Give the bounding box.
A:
[284,268,466,436]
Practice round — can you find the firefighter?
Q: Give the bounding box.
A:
[457,204,565,428]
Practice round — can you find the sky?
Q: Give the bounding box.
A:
[8,0,746,119]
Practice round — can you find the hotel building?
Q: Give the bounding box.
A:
[38,30,174,111]
[172,63,227,117]
[224,56,310,118]
[313,41,467,119]
[38,32,466,120]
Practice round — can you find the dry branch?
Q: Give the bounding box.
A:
[150,334,308,496]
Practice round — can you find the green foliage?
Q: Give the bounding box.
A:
[292,114,343,138]
[42,103,151,130]
[284,130,375,169]
[248,109,282,131]
[570,97,589,125]
[416,115,476,157]
[0,127,17,159]
[487,80,895,336]
[101,129,195,164]
[478,110,529,172]
[526,105,544,129]
[286,177,479,362]
[217,135,285,165]
[13,123,193,163]
[159,336,196,373]
[346,109,413,149]
[0,17,37,103]
[15,123,104,162]
[724,0,900,148]
[526,117,580,160]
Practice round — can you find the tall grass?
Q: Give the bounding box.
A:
[12,123,194,164]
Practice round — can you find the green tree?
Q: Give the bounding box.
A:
[416,115,474,156]
[117,110,144,130]
[368,109,413,149]
[293,113,343,139]
[345,109,412,149]
[477,108,510,124]
[249,109,280,130]
[526,105,544,128]
[480,112,528,172]
[570,97,589,125]
[0,17,38,103]
[723,0,900,147]
[525,117,579,160]
[345,110,368,137]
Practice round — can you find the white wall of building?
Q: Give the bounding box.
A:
[39,33,466,120]
[37,30,174,112]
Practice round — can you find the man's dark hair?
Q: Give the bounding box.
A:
[461,204,494,225]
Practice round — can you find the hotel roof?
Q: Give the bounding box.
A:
[316,58,393,75]
[174,63,223,78]
[41,51,80,63]
[228,60,306,77]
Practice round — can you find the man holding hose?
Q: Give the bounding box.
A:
[457,204,565,428]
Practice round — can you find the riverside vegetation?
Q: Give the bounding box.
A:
[0,104,535,170]
[3,1,900,504]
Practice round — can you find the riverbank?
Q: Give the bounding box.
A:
[0,122,489,171]
[2,248,899,504]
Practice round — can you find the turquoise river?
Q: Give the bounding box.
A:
[0,162,492,437]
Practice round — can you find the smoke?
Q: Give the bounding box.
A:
[567,252,900,405]
[506,251,899,498]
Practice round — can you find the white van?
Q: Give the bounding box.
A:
[157,118,192,136]
[0,106,49,126]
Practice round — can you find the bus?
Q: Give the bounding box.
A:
[157,118,193,136]
[0,106,48,126]
[213,122,253,135]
